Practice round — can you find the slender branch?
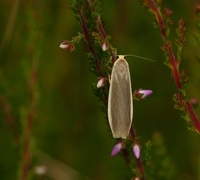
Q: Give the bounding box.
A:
[73,1,148,179]
[76,5,110,106]
[148,0,200,133]
[186,101,200,132]
[0,95,19,144]
[88,0,116,62]
[21,64,37,180]
[130,127,146,180]
[77,6,102,76]
[149,0,182,90]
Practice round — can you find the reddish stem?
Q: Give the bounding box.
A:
[186,101,200,131]
[88,0,116,62]
[166,42,182,89]
[76,5,110,106]
[149,0,166,38]
[21,69,37,180]
[148,0,200,133]
[0,95,19,144]
[149,0,182,89]
[130,127,146,180]
[77,6,102,76]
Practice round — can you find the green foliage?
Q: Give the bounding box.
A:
[0,0,200,180]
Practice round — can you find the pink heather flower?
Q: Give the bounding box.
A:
[102,42,108,51]
[133,143,140,159]
[34,165,47,175]
[138,89,153,98]
[59,41,75,51]
[97,77,105,88]
[135,177,140,180]
[111,142,123,157]
[189,98,199,105]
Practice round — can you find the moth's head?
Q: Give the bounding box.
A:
[113,54,156,62]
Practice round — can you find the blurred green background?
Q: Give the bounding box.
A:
[1,0,200,179]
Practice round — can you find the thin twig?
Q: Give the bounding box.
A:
[148,0,200,133]
[0,95,19,144]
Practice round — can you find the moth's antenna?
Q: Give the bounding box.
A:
[124,54,156,62]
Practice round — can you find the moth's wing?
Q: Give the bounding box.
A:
[108,59,133,139]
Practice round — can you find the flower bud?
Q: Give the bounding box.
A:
[111,142,123,157]
[189,98,199,106]
[34,165,47,175]
[97,77,105,88]
[102,42,108,51]
[138,89,153,98]
[59,41,75,51]
[133,143,140,159]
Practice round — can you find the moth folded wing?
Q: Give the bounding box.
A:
[108,59,133,139]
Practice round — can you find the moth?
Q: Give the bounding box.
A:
[108,55,133,139]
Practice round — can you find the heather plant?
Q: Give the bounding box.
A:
[60,0,200,179]
[0,0,200,180]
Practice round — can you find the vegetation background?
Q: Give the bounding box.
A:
[0,0,200,179]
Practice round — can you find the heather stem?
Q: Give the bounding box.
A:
[21,65,37,180]
[88,0,116,62]
[73,1,147,178]
[77,6,102,76]
[149,0,166,38]
[0,95,19,144]
[76,5,110,106]
[186,101,200,132]
[130,127,146,180]
[166,42,182,89]
[148,0,200,133]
